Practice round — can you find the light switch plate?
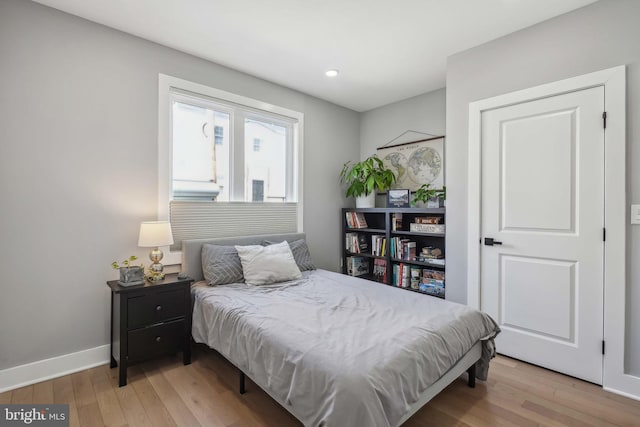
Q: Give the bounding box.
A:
[631,205,640,224]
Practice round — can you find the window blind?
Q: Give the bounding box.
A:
[169,201,298,251]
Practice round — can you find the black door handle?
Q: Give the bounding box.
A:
[484,238,503,246]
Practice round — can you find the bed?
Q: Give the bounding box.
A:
[182,233,499,427]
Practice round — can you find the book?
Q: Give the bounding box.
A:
[354,212,368,228]
[345,232,356,253]
[373,258,387,283]
[392,213,403,231]
[358,234,369,253]
[406,241,416,260]
[423,269,445,281]
[402,263,410,288]
[415,216,443,224]
[345,211,368,229]
[347,256,369,276]
[393,264,399,286]
[410,266,421,289]
[345,212,354,228]
[419,280,445,297]
[410,223,445,233]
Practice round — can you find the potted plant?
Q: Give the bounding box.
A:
[411,184,446,208]
[339,155,396,208]
[112,255,144,286]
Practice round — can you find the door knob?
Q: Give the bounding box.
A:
[484,238,503,246]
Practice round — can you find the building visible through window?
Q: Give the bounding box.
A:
[169,90,296,203]
[214,126,224,145]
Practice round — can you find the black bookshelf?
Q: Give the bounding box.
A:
[341,207,446,299]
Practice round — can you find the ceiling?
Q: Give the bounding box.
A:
[33,0,597,112]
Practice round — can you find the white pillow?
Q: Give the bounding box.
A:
[235,241,302,285]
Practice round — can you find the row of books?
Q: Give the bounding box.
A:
[392,264,446,290]
[389,237,417,260]
[345,233,368,253]
[371,235,386,256]
[345,211,368,229]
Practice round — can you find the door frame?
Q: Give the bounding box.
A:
[466,66,637,398]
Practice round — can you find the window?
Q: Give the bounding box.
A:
[158,75,304,254]
[169,90,296,203]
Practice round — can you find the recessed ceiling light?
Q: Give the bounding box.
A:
[325,69,339,77]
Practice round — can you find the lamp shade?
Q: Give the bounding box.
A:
[138,221,174,247]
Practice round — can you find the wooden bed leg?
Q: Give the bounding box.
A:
[239,371,246,394]
[467,364,476,388]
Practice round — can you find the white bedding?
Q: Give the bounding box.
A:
[191,269,499,427]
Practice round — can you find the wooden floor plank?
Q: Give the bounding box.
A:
[107,365,154,427]
[71,369,97,408]
[0,390,12,404]
[89,365,127,427]
[10,385,33,404]
[5,350,640,427]
[142,359,203,427]
[162,360,232,427]
[53,376,80,427]
[128,366,177,427]
[32,379,54,403]
[190,357,280,427]
[405,405,473,427]
[77,401,106,427]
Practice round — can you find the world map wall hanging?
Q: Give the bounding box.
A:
[377,133,445,192]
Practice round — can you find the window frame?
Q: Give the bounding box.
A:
[158,74,304,262]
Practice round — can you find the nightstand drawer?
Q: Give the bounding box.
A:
[127,289,185,329]
[127,319,184,363]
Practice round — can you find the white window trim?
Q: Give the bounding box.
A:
[158,74,304,264]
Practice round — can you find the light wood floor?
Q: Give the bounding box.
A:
[2,346,639,427]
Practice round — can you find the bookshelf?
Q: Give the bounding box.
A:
[341,207,446,299]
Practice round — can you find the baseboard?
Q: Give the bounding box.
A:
[604,385,640,402]
[0,345,110,393]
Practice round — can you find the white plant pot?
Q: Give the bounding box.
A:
[355,192,376,208]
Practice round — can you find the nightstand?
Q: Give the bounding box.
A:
[107,273,193,386]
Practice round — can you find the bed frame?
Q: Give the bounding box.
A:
[182,233,480,427]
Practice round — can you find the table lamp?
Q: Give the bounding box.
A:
[138,221,174,281]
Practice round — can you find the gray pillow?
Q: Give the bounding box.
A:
[202,244,244,285]
[264,239,316,271]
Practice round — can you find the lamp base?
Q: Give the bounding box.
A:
[146,248,166,281]
[146,272,165,282]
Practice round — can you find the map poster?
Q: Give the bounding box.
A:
[377,136,444,192]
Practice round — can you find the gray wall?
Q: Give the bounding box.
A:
[0,0,359,370]
[359,88,446,158]
[445,0,640,375]
[359,89,446,206]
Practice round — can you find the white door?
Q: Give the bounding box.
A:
[480,86,605,384]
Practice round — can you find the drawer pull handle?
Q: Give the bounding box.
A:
[155,336,161,343]
[155,305,162,312]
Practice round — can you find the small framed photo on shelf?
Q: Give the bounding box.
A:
[387,189,410,208]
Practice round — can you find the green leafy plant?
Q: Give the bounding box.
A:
[339,155,396,197]
[411,184,446,206]
[111,255,140,269]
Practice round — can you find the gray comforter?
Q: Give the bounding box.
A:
[192,269,499,427]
